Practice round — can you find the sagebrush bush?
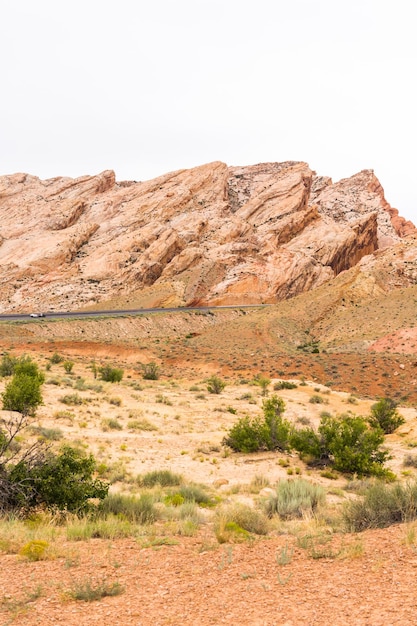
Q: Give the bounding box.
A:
[215,503,269,539]
[264,479,325,519]
[207,375,226,394]
[98,493,157,524]
[343,480,417,531]
[138,469,183,487]
[274,381,297,390]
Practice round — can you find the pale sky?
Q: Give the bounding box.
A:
[1,0,416,223]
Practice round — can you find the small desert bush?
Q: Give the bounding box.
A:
[127,418,157,431]
[66,516,137,541]
[403,454,417,468]
[368,398,405,434]
[31,426,64,441]
[60,393,83,405]
[138,469,183,487]
[63,360,74,373]
[108,396,122,406]
[207,375,226,395]
[309,395,324,404]
[67,577,124,602]
[19,539,50,561]
[98,365,124,383]
[214,504,268,542]
[141,362,160,380]
[98,493,158,524]
[178,484,214,506]
[101,418,123,431]
[224,395,291,452]
[50,352,64,364]
[343,480,417,531]
[274,381,297,390]
[264,479,326,519]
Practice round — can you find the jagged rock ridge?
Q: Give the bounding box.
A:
[0,162,414,313]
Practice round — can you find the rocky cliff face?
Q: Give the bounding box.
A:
[0,162,414,313]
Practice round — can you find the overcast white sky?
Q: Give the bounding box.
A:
[1,0,416,222]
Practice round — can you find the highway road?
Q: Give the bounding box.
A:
[0,304,268,322]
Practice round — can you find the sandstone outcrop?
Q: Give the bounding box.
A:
[0,161,414,313]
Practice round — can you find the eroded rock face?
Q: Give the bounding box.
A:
[0,162,414,312]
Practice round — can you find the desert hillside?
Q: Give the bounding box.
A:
[0,161,415,313]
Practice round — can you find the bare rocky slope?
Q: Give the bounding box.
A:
[0,161,415,313]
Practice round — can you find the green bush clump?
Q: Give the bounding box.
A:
[207,375,226,395]
[223,395,291,453]
[178,484,214,506]
[274,381,298,390]
[368,398,405,434]
[291,413,391,477]
[99,365,124,383]
[0,352,19,377]
[264,479,325,519]
[138,469,183,487]
[59,393,84,406]
[215,504,269,541]
[19,540,49,561]
[141,362,160,380]
[68,577,124,602]
[343,480,417,531]
[50,352,64,364]
[98,493,158,524]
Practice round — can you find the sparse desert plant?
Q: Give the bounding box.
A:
[101,418,123,431]
[207,375,226,395]
[368,397,405,434]
[59,393,83,406]
[403,454,417,468]
[68,577,124,602]
[253,375,271,396]
[155,394,173,405]
[178,483,214,506]
[274,380,297,390]
[127,418,157,431]
[108,396,122,406]
[141,361,160,380]
[264,479,325,519]
[31,426,64,441]
[63,360,75,374]
[215,503,269,538]
[50,352,64,364]
[343,480,417,531]
[19,539,49,561]
[98,365,124,383]
[98,493,158,524]
[138,469,183,487]
[309,394,324,404]
[0,352,19,377]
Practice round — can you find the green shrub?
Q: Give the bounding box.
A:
[138,469,183,487]
[141,362,160,380]
[178,484,213,506]
[127,418,157,431]
[264,479,325,519]
[343,480,417,531]
[291,413,391,476]
[50,352,64,364]
[369,398,405,434]
[60,393,83,406]
[8,446,109,513]
[101,418,123,431]
[68,577,124,602]
[63,361,75,374]
[215,504,268,538]
[2,371,43,417]
[0,353,18,377]
[223,395,291,453]
[274,381,297,390]
[309,395,324,404]
[207,375,226,395]
[19,540,49,561]
[99,365,124,383]
[98,493,157,524]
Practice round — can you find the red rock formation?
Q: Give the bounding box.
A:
[0,162,414,313]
